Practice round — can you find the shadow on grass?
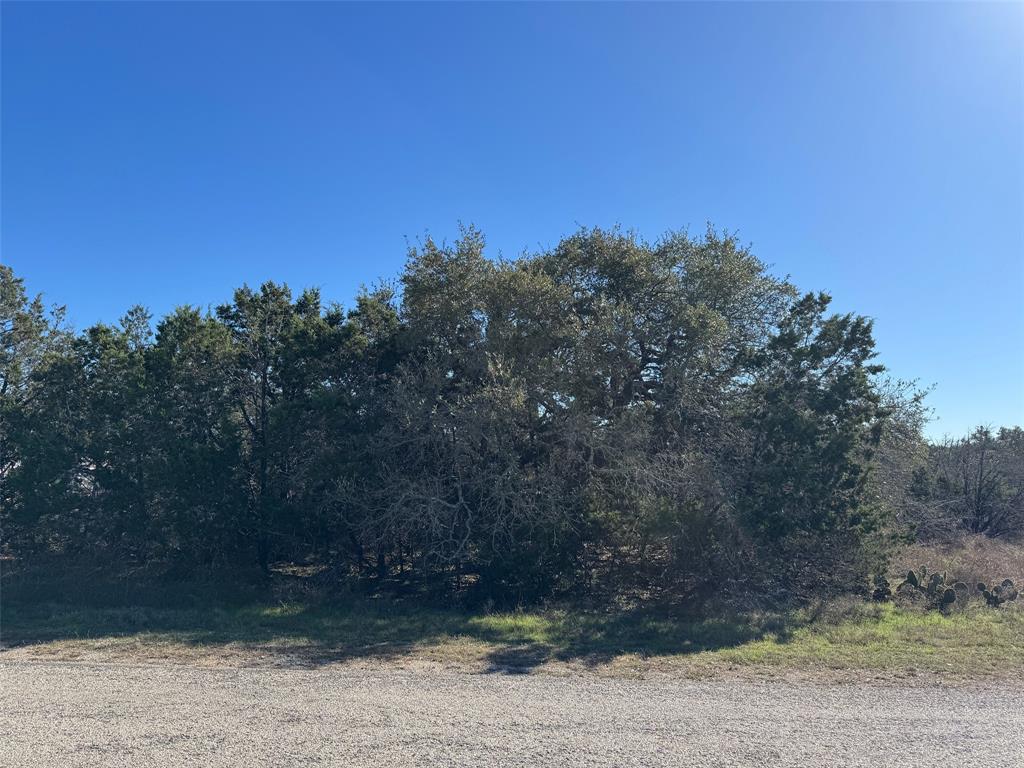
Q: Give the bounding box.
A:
[477,608,797,673]
[0,579,801,673]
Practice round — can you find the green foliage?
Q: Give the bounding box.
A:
[0,266,71,548]
[0,226,914,603]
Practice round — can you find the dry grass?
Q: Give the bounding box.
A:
[893,535,1024,588]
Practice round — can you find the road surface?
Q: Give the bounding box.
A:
[2,660,1021,767]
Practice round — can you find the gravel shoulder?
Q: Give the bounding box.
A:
[2,659,1022,767]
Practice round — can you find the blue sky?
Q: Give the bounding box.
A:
[2,2,1021,438]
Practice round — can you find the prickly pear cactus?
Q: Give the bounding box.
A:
[979,579,1019,607]
[892,567,1018,611]
[995,580,1018,604]
[872,574,892,602]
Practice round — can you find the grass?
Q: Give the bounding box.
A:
[706,603,1024,678]
[3,587,1022,681]
[894,536,1024,592]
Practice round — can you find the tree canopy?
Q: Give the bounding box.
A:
[2,228,1013,604]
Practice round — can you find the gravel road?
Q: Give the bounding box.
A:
[2,660,1021,767]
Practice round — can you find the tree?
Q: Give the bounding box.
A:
[0,265,70,552]
[2,224,943,604]
[919,427,1024,537]
[736,293,888,591]
[145,307,246,570]
[216,282,348,572]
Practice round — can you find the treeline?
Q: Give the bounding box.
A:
[1,228,1020,604]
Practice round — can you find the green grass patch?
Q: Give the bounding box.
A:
[3,590,1022,679]
[707,603,1024,677]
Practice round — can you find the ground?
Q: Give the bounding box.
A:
[4,584,1024,766]
[4,660,1021,767]
[4,593,1023,681]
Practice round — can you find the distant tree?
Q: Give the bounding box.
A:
[865,378,935,538]
[915,427,1024,538]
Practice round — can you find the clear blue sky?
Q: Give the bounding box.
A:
[2,2,1022,438]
